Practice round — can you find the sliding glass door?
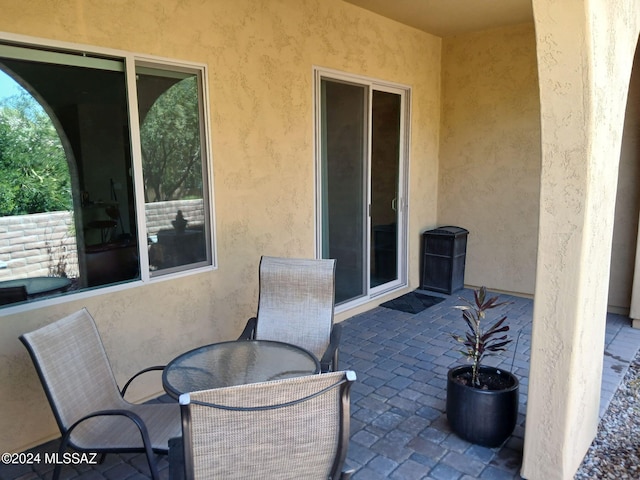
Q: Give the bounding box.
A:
[370,90,402,289]
[316,70,408,306]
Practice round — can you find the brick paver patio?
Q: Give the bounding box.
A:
[3,288,639,480]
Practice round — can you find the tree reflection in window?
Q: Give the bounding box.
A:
[140,77,202,202]
[0,78,71,216]
[0,71,78,285]
[137,68,210,274]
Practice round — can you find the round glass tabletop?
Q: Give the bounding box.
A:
[162,339,320,398]
[0,276,71,295]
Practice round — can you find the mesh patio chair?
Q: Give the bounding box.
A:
[178,370,356,480]
[0,285,28,305]
[20,308,181,480]
[239,256,341,372]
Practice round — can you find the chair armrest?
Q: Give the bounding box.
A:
[238,317,257,340]
[320,323,342,372]
[121,365,165,398]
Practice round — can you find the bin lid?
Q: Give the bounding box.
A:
[425,226,468,236]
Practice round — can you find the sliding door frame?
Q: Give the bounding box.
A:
[313,67,411,312]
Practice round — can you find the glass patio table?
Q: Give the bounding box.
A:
[0,276,71,297]
[162,339,320,398]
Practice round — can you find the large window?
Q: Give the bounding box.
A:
[0,41,214,308]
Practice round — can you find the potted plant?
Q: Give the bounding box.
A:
[446,286,519,447]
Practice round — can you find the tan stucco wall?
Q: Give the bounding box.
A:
[440,21,639,309]
[0,0,442,452]
[439,23,541,296]
[523,0,640,478]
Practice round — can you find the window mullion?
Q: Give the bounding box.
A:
[126,55,151,282]
[198,67,218,269]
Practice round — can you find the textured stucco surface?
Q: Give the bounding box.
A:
[439,20,639,307]
[439,23,541,296]
[523,1,640,478]
[0,0,442,452]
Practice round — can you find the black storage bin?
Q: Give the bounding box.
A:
[421,226,468,294]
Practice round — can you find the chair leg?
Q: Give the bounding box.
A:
[340,469,355,480]
[55,411,161,480]
[168,437,185,480]
[52,431,71,480]
[142,440,161,480]
[52,439,160,480]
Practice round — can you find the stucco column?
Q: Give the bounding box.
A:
[522,1,640,479]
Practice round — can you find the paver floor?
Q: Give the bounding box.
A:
[3,288,639,480]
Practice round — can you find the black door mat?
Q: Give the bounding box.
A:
[380,291,445,314]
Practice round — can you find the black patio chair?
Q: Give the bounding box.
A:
[20,308,181,480]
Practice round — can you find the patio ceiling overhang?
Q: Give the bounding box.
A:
[343,0,533,37]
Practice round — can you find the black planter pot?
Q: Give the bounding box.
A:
[446,365,519,447]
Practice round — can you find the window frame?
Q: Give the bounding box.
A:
[131,58,216,280]
[0,32,217,313]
